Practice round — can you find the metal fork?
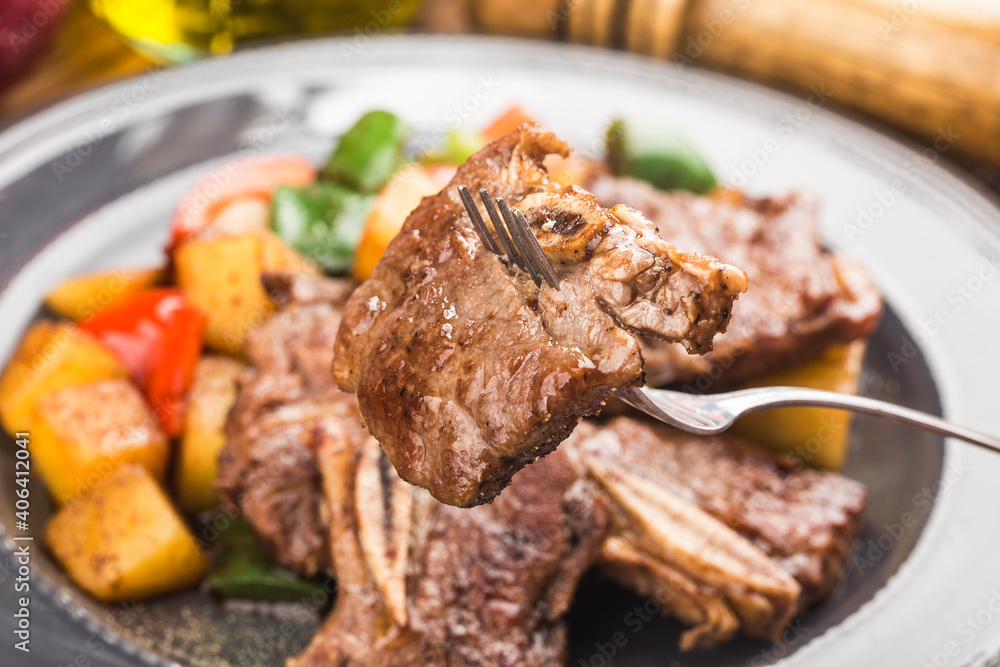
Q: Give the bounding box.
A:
[458,184,1000,454]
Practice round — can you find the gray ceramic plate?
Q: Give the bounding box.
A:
[0,35,999,667]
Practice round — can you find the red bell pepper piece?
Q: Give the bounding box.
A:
[80,289,206,437]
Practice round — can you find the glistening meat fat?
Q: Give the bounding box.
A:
[219,272,866,662]
[333,125,747,507]
[584,178,882,389]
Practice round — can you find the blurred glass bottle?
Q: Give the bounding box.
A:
[89,0,424,62]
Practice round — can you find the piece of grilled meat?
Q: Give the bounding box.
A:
[216,273,355,576]
[333,125,748,507]
[289,415,865,663]
[564,418,866,650]
[217,273,866,661]
[585,179,882,389]
[290,437,610,667]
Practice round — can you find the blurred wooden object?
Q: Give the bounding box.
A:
[414,0,474,33]
[471,0,1000,167]
[686,0,1000,165]
[471,0,560,37]
[468,0,686,53]
[625,0,686,58]
[3,0,999,172]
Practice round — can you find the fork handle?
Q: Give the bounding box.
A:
[727,386,1000,454]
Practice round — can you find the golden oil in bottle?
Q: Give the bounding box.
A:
[89,0,424,62]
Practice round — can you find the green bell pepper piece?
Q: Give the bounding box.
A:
[421,129,486,165]
[606,119,717,194]
[322,110,410,193]
[270,183,374,274]
[208,518,330,605]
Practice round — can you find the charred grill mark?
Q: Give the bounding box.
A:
[537,206,587,236]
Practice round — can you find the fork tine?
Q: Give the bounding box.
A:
[500,203,543,285]
[511,209,560,288]
[479,190,524,270]
[496,198,535,279]
[458,185,502,256]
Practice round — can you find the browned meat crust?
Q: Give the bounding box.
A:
[290,440,610,667]
[290,415,865,662]
[333,125,747,507]
[585,178,883,388]
[564,418,867,624]
[216,274,866,660]
[215,273,357,576]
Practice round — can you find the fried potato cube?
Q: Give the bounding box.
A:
[258,228,320,275]
[44,267,163,321]
[33,378,169,505]
[174,230,315,355]
[352,165,454,281]
[0,321,127,436]
[175,355,245,513]
[174,234,273,354]
[44,464,208,603]
[732,341,866,470]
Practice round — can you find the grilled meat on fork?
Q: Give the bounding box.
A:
[220,273,865,662]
